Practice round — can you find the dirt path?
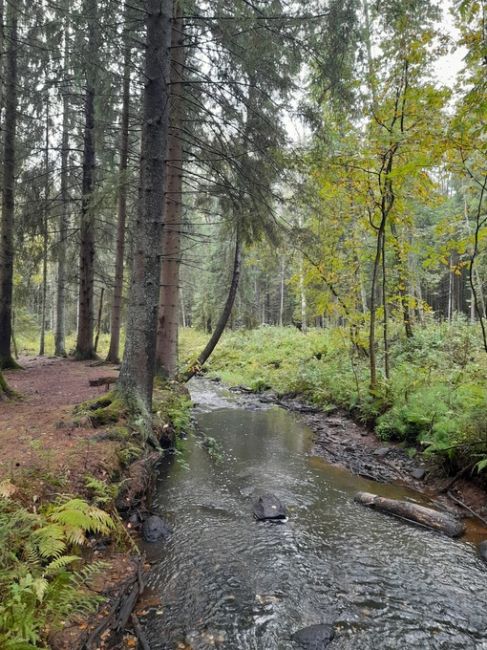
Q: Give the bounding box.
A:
[0,357,120,494]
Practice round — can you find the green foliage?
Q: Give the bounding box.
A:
[180,324,487,471]
[165,396,192,435]
[0,496,113,648]
[84,475,120,507]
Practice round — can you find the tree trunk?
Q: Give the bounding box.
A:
[369,223,385,391]
[40,98,50,356]
[156,3,185,379]
[390,221,413,338]
[75,0,98,360]
[94,287,104,353]
[183,229,242,382]
[106,0,132,364]
[279,256,285,326]
[381,229,390,380]
[0,0,19,370]
[118,0,172,414]
[299,254,307,332]
[354,491,465,538]
[55,25,70,357]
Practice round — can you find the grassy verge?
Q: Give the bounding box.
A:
[179,322,487,474]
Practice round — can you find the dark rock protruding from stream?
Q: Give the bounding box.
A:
[253,494,287,520]
[354,492,465,538]
[291,623,335,648]
[142,515,172,543]
[479,541,487,563]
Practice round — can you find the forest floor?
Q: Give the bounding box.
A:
[0,356,121,495]
[0,357,160,650]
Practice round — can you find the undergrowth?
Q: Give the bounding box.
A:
[0,490,115,649]
[179,321,487,473]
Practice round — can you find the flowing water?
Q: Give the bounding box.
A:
[141,380,487,649]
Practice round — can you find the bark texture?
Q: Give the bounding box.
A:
[354,491,465,538]
[106,0,132,364]
[0,0,18,369]
[156,3,185,379]
[40,100,50,356]
[75,0,98,360]
[55,26,70,357]
[118,0,172,411]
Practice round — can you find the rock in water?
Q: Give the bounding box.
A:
[292,624,335,649]
[253,494,287,520]
[479,541,487,563]
[142,515,172,543]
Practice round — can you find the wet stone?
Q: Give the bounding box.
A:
[411,467,426,480]
[142,515,172,543]
[291,623,335,649]
[253,494,287,520]
[479,541,487,563]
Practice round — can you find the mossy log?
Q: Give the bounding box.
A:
[354,491,465,538]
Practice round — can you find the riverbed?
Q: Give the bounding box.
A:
[141,380,487,649]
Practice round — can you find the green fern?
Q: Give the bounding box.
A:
[0,497,113,648]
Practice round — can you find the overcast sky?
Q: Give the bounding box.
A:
[435,1,467,87]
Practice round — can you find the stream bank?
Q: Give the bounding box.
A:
[140,378,487,649]
[224,384,487,536]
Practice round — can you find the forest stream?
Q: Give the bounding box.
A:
[139,379,487,650]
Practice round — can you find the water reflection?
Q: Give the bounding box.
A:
[142,382,487,649]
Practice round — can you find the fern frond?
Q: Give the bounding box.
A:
[32,524,66,559]
[44,555,80,575]
[49,499,114,539]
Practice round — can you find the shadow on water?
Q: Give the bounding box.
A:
[141,379,487,650]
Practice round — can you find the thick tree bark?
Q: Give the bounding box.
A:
[0,0,19,370]
[106,0,132,364]
[55,25,70,357]
[40,99,50,356]
[183,229,242,382]
[156,3,185,379]
[118,0,172,413]
[75,0,98,360]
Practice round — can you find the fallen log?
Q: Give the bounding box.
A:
[89,376,118,389]
[354,491,465,538]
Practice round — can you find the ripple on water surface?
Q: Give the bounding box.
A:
[142,381,487,649]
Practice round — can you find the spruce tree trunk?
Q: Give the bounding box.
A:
[183,229,242,382]
[118,0,172,413]
[279,257,285,326]
[75,0,98,360]
[106,0,131,364]
[40,100,50,356]
[0,0,18,370]
[55,26,70,357]
[156,4,185,379]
